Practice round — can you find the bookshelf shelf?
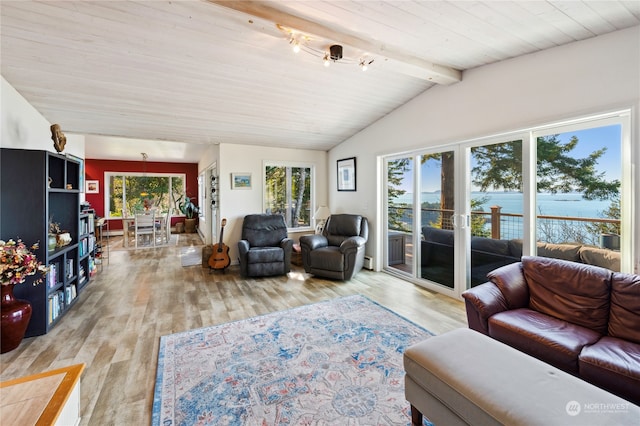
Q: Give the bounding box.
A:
[1,148,89,337]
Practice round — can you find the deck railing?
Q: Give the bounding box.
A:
[389,205,620,248]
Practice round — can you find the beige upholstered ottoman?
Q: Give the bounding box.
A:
[404,328,639,426]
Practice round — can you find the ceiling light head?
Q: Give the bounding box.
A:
[289,37,301,53]
[329,44,343,61]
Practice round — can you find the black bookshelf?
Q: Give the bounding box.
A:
[1,148,87,336]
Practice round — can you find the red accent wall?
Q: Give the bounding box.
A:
[84,159,198,231]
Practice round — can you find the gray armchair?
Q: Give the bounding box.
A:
[299,214,368,280]
[238,214,294,277]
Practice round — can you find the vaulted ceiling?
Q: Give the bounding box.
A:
[2,1,638,161]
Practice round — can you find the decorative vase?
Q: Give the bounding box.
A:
[48,234,57,251]
[1,284,32,353]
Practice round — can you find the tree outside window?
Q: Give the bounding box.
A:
[264,164,312,229]
[106,173,185,218]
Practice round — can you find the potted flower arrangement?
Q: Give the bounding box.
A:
[179,196,200,233]
[1,239,48,353]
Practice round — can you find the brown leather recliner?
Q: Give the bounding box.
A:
[299,214,368,280]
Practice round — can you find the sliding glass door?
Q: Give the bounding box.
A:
[383,111,631,298]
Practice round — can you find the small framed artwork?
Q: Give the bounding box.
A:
[231,173,252,190]
[86,180,99,194]
[337,157,356,191]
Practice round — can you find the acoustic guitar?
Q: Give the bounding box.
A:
[208,218,230,270]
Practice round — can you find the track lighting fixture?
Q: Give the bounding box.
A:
[278,24,375,72]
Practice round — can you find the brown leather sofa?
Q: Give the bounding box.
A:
[462,256,640,406]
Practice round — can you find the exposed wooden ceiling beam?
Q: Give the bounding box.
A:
[207,0,462,85]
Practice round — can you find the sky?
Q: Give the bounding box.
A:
[396,124,622,193]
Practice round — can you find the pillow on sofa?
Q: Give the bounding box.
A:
[422,227,454,245]
[522,256,611,335]
[508,239,523,258]
[471,237,510,256]
[536,243,582,262]
[608,272,640,344]
[579,246,621,271]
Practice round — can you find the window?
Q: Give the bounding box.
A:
[105,172,185,218]
[264,162,313,229]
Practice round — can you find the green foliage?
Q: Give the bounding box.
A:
[264,166,310,227]
[470,196,491,237]
[387,158,411,232]
[471,136,619,200]
[585,195,621,236]
[178,196,199,219]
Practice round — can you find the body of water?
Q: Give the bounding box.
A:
[392,192,613,219]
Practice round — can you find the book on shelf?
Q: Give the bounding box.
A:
[66,258,74,279]
[48,263,58,289]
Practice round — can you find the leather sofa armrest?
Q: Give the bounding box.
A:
[280,237,294,250]
[486,262,529,309]
[237,239,250,276]
[300,234,328,251]
[238,239,250,256]
[280,238,294,273]
[461,282,509,335]
[339,236,366,253]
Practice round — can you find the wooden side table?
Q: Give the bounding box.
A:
[292,243,303,266]
[0,363,85,426]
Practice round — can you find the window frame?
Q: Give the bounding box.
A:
[263,160,315,232]
[104,171,187,219]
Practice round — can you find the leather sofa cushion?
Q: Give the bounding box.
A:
[579,246,621,271]
[326,214,362,237]
[247,247,284,263]
[242,214,288,247]
[522,256,611,335]
[608,272,640,344]
[579,336,640,405]
[488,308,601,374]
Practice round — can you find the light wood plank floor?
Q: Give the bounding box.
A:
[0,233,466,425]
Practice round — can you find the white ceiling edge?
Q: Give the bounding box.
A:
[83,134,210,163]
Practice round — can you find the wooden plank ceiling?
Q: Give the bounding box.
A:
[1,1,638,161]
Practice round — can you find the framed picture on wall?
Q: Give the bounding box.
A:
[231,173,252,190]
[86,180,99,194]
[337,157,356,191]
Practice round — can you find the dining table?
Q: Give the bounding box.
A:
[122,213,166,247]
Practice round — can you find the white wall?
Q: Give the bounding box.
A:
[329,26,640,272]
[217,143,328,264]
[1,76,85,158]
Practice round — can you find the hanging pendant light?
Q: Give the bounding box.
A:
[140,153,149,197]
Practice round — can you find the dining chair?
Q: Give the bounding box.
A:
[155,209,172,245]
[134,211,156,247]
[163,208,172,244]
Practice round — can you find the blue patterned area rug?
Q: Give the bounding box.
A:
[152,295,434,425]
